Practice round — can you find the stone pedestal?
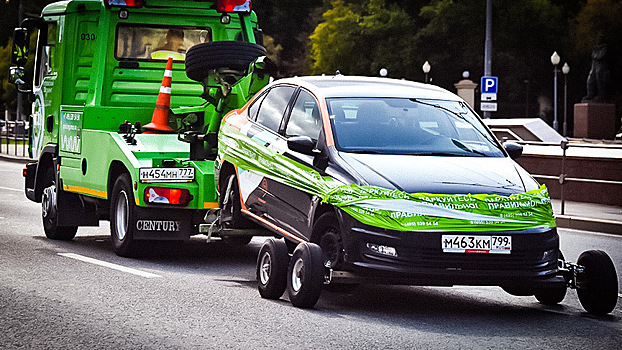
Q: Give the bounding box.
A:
[573,103,616,139]
[454,79,477,108]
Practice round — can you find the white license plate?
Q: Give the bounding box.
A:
[442,235,511,254]
[139,167,194,182]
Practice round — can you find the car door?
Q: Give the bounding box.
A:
[236,85,296,226]
[265,88,324,239]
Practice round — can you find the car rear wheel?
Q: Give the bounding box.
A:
[287,242,325,308]
[257,238,290,299]
[219,173,254,229]
[185,41,266,82]
[576,250,618,315]
[41,167,78,240]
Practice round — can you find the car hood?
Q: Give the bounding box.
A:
[338,153,533,196]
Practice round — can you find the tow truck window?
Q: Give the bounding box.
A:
[115,25,212,61]
[34,22,58,88]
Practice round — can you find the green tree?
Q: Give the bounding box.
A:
[311,0,416,77]
[311,0,575,120]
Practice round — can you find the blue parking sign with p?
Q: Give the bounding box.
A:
[481,76,498,94]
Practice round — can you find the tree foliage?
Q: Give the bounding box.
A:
[309,0,622,122]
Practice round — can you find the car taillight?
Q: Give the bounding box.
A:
[217,0,251,13]
[144,187,192,206]
[104,0,146,8]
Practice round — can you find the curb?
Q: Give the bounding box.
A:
[0,153,31,164]
[556,215,622,235]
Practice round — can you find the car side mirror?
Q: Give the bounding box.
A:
[287,136,317,156]
[504,142,523,160]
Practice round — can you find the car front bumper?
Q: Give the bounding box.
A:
[336,210,565,289]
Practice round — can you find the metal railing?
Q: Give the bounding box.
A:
[516,140,622,214]
[1,111,29,158]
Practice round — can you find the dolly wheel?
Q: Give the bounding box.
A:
[576,250,618,315]
[287,242,325,308]
[257,238,290,299]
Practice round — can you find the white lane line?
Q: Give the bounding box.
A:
[0,186,22,192]
[58,253,162,278]
[619,293,622,298]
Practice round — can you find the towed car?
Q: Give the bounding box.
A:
[215,75,618,313]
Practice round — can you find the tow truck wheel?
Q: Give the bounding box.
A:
[257,238,289,299]
[287,242,325,308]
[185,41,267,82]
[110,174,140,257]
[576,250,618,315]
[534,250,567,305]
[41,167,78,240]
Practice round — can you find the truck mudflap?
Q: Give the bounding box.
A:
[24,162,37,202]
[132,205,194,240]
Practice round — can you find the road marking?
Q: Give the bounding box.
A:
[58,253,162,278]
[619,293,622,299]
[0,185,22,192]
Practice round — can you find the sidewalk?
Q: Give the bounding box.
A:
[552,199,622,235]
[1,150,620,235]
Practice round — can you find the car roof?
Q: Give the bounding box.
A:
[276,75,462,100]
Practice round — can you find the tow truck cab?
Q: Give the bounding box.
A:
[10,0,272,256]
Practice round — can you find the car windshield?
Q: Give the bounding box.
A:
[327,98,505,157]
[116,25,211,61]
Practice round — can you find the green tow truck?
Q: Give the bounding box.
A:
[10,0,273,256]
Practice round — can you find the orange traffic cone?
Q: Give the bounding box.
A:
[143,57,174,134]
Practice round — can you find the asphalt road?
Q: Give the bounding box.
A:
[1,159,620,349]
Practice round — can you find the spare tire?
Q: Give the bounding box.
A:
[185,41,266,82]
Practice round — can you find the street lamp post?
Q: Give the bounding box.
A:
[562,62,570,137]
[551,51,560,132]
[422,61,431,83]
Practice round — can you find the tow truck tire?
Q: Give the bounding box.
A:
[41,168,78,240]
[219,173,254,229]
[257,238,289,299]
[535,250,567,305]
[110,174,140,257]
[576,250,618,315]
[287,242,325,308]
[185,41,266,82]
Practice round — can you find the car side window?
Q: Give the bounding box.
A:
[285,90,322,141]
[247,90,268,121]
[255,86,296,132]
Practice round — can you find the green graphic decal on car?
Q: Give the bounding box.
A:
[324,185,555,232]
[219,123,555,232]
